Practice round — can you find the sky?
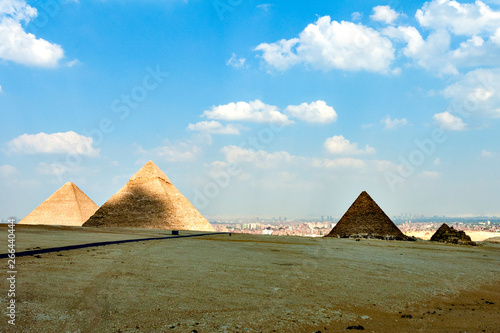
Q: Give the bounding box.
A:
[1,0,499,221]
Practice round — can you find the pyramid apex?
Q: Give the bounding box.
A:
[130,160,171,183]
[64,182,75,186]
[356,191,374,201]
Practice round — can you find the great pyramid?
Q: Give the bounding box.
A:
[83,161,215,231]
[325,191,408,240]
[430,223,476,245]
[20,182,99,226]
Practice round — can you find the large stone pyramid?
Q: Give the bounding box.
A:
[20,182,99,226]
[83,161,215,231]
[325,191,407,240]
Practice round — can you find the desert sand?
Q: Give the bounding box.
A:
[1,225,499,332]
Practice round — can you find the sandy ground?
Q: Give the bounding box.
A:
[1,225,499,333]
[405,230,500,242]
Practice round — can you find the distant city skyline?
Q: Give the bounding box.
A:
[1,0,500,220]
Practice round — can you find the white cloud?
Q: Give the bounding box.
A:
[434,157,441,165]
[6,131,99,156]
[285,100,337,124]
[254,38,300,71]
[481,149,493,158]
[36,162,69,176]
[0,164,18,177]
[323,135,376,155]
[0,84,3,93]
[254,16,395,73]
[380,0,500,76]
[203,100,293,125]
[226,53,246,68]
[221,145,294,169]
[382,115,409,129]
[371,5,399,25]
[0,0,36,21]
[384,26,459,76]
[0,0,64,67]
[442,68,500,119]
[187,121,242,135]
[416,0,500,36]
[492,27,500,44]
[138,139,202,163]
[351,11,363,21]
[433,111,467,130]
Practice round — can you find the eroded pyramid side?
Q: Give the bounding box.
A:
[325,191,407,240]
[430,223,476,245]
[19,182,99,226]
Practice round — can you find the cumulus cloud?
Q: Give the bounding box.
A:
[137,139,202,163]
[383,25,459,75]
[371,5,399,25]
[187,121,242,135]
[254,38,300,71]
[442,68,500,119]
[382,115,409,129]
[252,1,500,76]
[416,0,500,36]
[433,111,467,130]
[202,100,293,125]
[493,27,500,44]
[323,135,376,155]
[5,131,99,156]
[226,53,246,68]
[254,16,395,73]
[377,1,500,76]
[0,164,18,177]
[285,100,337,124]
[220,145,294,169]
[0,0,64,67]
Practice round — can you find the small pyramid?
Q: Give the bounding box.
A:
[83,161,215,231]
[325,191,407,240]
[19,182,99,226]
[430,223,476,245]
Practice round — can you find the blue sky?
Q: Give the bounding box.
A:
[1,0,499,220]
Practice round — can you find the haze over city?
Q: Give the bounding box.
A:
[1,0,500,221]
